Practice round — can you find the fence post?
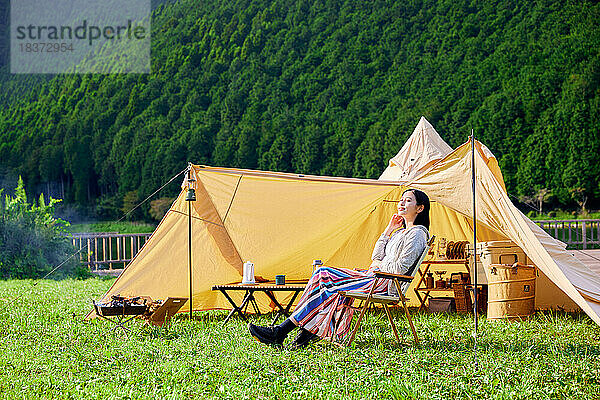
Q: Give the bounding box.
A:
[116,237,121,266]
[87,238,92,270]
[94,237,99,271]
[79,238,83,263]
[568,222,572,244]
[108,238,113,270]
[582,221,587,250]
[102,237,106,268]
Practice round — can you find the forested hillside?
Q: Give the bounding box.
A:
[0,1,49,107]
[0,0,599,219]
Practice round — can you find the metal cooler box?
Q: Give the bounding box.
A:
[467,240,530,285]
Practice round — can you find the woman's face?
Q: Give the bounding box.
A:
[398,191,423,220]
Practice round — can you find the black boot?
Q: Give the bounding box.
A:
[288,328,319,349]
[248,323,286,346]
[248,318,296,347]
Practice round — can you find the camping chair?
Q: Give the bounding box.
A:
[337,235,435,346]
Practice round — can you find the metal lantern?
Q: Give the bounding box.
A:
[185,187,196,202]
[185,173,196,202]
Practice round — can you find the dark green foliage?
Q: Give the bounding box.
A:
[149,197,175,221]
[1,0,599,214]
[0,177,80,279]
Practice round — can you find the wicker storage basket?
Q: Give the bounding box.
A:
[452,283,472,314]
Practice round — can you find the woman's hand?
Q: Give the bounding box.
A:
[384,214,404,236]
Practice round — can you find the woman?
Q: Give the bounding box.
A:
[249,189,430,348]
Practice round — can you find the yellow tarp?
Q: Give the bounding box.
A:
[97,170,411,313]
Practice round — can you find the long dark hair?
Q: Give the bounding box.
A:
[404,189,430,230]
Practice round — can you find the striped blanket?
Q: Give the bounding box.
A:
[289,266,389,340]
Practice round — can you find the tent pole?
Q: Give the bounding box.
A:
[471,130,478,366]
[188,198,192,320]
[185,164,197,321]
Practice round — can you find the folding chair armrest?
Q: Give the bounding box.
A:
[374,271,414,282]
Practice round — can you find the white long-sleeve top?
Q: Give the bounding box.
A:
[371,225,429,294]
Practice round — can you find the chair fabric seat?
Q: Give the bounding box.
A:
[339,291,400,304]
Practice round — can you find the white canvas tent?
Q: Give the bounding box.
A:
[93,118,600,326]
[379,116,454,181]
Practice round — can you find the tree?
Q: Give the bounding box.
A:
[519,188,553,215]
[569,187,588,216]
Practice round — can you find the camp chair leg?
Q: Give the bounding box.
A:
[346,298,370,346]
[331,298,353,344]
[393,278,419,345]
[331,312,343,343]
[383,304,401,343]
[345,278,380,346]
[399,293,419,345]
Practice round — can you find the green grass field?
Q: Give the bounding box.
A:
[530,211,600,221]
[1,278,599,399]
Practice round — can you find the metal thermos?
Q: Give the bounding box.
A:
[242,261,255,284]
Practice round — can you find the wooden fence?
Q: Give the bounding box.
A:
[71,233,152,271]
[534,219,600,249]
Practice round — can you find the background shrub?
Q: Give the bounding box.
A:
[0,177,81,279]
